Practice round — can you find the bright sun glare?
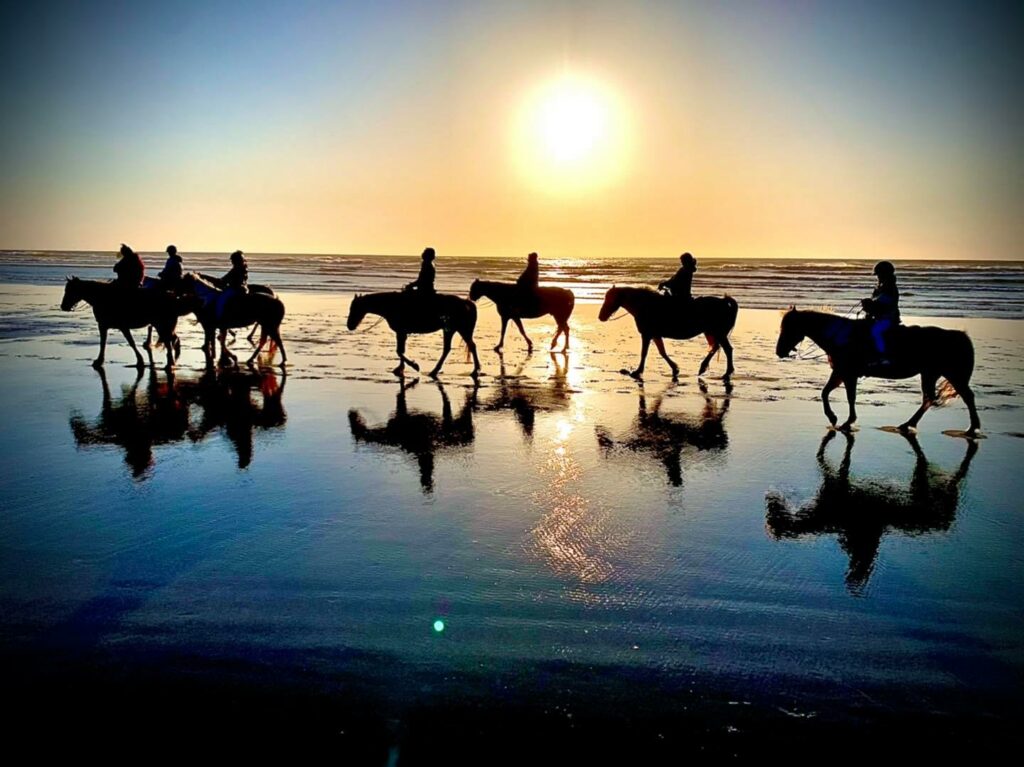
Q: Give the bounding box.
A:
[513,72,629,195]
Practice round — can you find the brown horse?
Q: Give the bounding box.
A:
[775,308,980,436]
[60,277,187,369]
[599,287,738,379]
[468,279,575,353]
[347,291,481,378]
[182,274,287,367]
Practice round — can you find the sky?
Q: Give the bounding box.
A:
[0,0,1021,259]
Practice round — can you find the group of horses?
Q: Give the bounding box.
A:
[61,269,982,437]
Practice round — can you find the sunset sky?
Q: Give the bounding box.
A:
[1,0,1020,259]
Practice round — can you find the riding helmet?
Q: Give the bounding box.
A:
[681,252,697,270]
[422,247,436,261]
[166,244,177,256]
[873,260,895,278]
[231,250,244,263]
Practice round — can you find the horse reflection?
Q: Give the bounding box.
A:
[765,431,977,593]
[595,380,731,486]
[477,353,572,439]
[348,380,475,493]
[69,363,287,477]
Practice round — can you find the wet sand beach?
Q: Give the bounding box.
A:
[1,280,1023,757]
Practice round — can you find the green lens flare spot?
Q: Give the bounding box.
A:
[433,619,445,633]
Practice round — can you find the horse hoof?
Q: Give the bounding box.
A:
[428,370,441,379]
[92,359,103,369]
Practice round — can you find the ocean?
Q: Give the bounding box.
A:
[2,250,1023,319]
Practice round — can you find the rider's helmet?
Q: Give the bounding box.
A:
[873,260,895,279]
[528,252,538,262]
[422,247,436,261]
[681,252,697,271]
[230,249,245,264]
[166,244,177,256]
[119,243,133,258]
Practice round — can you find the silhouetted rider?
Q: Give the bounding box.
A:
[515,251,540,312]
[222,250,249,293]
[159,244,183,290]
[405,247,436,295]
[113,243,145,289]
[861,260,900,360]
[659,252,696,302]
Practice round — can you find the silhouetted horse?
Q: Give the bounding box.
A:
[182,273,287,367]
[776,309,980,435]
[477,353,573,439]
[469,279,575,353]
[595,380,731,486]
[347,291,481,378]
[348,380,476,493]
[765,430,977,593]
[69,364,287,477]
[61,277,189,369]
[599,287,738,379]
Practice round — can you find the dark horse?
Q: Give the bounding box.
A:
[61,277,188,369]
[766,430,977,593]
[776,308,980,436]
[182,274,287,367]
[347,291,481,378]
[599,287,738,379]
[468,279,575,353]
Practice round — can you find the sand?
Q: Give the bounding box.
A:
[1,282,1022,754]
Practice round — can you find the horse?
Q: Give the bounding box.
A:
[60,277,188,369]
[598,287,738,379]
[144,274,276,349]
[775,308,980,436]
[181,273,287,367]
[468,279,575,353]
[347,291,481,378]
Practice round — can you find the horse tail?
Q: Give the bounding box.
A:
[723,294,739,335]
[462,299,478,362]
[935,330,975,406]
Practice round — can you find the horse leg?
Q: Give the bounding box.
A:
[495,316,508,353]
[143,325,153,350]
[393,333,407,376]
[218,328,235,366]
[247,327,268,366]
[838,377,859,431]
[247,323,259,346]
[271,328,287,367]
[945,375,981,436]
[429,331,454,378]
[513,317,533,353]
[459,327,481,379]
[899,373,938,432]
[120,328,146,368]
[560,320,570,352]
[821,370,842,427]
[698,333,719,376]
[720,337,735,378]
[652,337,679,378]
[623,336,651,379]
[93,326,108,368]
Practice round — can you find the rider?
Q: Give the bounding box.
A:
[659,252,697,303]
[515,252,540,313]
[404,247,436,295]
[861,260,900,362]
[158,244,183,291]
[113,243,145,289]
[216,249,249,320]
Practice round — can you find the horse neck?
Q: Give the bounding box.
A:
[797,311,847,350]
[361,291,400,317]
[74,279,111,306]
[619,287,656,310]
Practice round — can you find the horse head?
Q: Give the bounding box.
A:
[347,294,366,330]
[776,306,803,357]
[60,276,82,311]
[468,279,482,302]
[598,286,620,322]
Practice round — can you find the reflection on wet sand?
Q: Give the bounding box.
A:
[595,380,731,486]
[765,431,977,593]
[348,380,475,493]
[477,353,573,440]
[70,364,287,477]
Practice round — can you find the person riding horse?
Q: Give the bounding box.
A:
[659,252,697,304]
[405,247,437,298]
[514,252,541,314]
[215,249,249,321]
[861,260,900,364]
[158,244,184,292]
[113,243,145,289]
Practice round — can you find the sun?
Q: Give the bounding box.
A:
[512,72,630,195]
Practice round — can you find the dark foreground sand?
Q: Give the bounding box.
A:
[1,283,1022,757]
